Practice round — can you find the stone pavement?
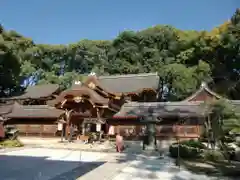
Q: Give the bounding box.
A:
[77,153,135,180]
[0,138,229,180]
[78,152,222,180]
[0,147,227,180]
[110,155,218,180]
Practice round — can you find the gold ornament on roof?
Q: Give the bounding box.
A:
[74,96,82,103]
[74,81,82,85]
[88,72,96,76]
[88,82,96,89]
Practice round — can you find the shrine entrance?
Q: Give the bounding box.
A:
[81,118,106,134]
[74,118,106,143]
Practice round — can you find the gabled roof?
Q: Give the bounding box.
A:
[183,82,221,102]
[6,102,64,119]
[97,73,159,94]
[48,84,109,106]
[114,101,207,118]
[3,84,60,100]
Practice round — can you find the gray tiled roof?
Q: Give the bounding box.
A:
[6,102,64,119]
[4,84,59,100]
[0,103,13,115]
[114,101,207,118]
[98,73,159,93]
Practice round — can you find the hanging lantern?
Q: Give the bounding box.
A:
[96,123,101,132]
[58,122,63,131]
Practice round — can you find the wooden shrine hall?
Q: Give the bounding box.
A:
[0,73,160,138]
[0,73,239,140]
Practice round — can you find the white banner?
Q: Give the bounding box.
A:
[96,123,101,132]
[58,123,63,131]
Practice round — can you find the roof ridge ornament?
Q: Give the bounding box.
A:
[201,81,207,88]
[88,72,96,76]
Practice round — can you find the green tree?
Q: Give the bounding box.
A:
[204,99,240,160]
[0,33,21,96]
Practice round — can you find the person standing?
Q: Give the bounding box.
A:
[0,121,4,139]
[116,133,124,152]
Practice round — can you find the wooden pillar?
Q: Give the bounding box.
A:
[96,108,103,140]
[65,109,73,141]
[40,125,43,138]
[65,124,69,140]
[60,123,65,142]
[82,120,85,135]
[105,123,109,135]
[26,125,29,136]
[69,123,74,142]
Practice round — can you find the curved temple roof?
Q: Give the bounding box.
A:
[84,73,159,94]
[4,102,64,119]
[114,101,208,118]
[48,84,109,107]
[2,84,60,100]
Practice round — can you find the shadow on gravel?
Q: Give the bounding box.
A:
[0,154,105,180]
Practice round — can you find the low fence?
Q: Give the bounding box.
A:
[15,124,59,137]
[114,125,201,140]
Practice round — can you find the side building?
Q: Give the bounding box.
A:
[0,84,65,137]
[108,82,240,140]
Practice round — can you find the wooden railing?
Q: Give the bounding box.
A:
[156,125,200,138]
[16,124,58,137]
[116,125,201,138]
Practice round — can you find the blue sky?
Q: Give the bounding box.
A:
[1,0,239,44]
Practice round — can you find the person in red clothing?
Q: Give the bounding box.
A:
[0,122,5,139]
[115,133,124,153]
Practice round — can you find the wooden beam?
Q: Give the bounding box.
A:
[61,99,67,108]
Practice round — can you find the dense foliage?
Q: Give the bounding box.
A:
[169,140,205,159]
[1,9,240,100]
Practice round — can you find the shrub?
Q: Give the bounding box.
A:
[203,150,225,162]
[169,139,205,159]
[221,135,236,143]
[180,139,206,149]
[237,142,240,147]
[169,144,203,159]
[0,139,23,148]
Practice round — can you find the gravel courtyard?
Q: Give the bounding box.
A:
[0,148,107,180]
[0,147,230,180]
